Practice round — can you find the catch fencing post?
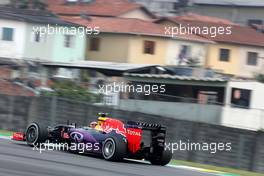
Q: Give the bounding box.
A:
[50,95,57,125]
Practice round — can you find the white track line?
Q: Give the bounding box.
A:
[0,136,11,140]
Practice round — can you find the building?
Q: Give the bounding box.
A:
[47,0,156,21]
[222,80,264,130]
[132,0,264,26]
[156,13,264,78]
[0,7,86,62]
[119,72,264,131]
[62,15,211,66]
[191,0,264,26]
[130,0,187,16]
[0,0,10,5]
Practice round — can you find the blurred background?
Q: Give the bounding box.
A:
[0,0,264,175]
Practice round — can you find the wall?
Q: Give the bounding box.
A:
[86,34,129,62]
[119,8,154,21]
[23,23,55,61]
[206,43,240,75]
[52,27,86,62]
[86,34,168,65]
[0,19,27,59]
[238,46,264,78]
[206,43,264,78]
[221,81,264,130]
[193,6,264,25]
[127,35,168,65]
[1,94,264,173]
[166,40,207,66]
[0,0,10,4]
[118,99,222,124]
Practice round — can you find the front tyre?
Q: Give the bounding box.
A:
[102,136,126,161]
[150,149,172,166]
[25,122,48,146]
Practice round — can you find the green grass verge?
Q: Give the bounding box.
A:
[0,130,13,137]
[170,160,264,176]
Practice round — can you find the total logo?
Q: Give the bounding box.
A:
[127,129,141,136]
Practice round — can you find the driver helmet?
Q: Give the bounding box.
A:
[89,121,98,128]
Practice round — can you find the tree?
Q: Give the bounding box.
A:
[42,80,102,103]
[255,74,264,83]
[9,0,47,10]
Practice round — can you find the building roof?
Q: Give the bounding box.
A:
[170,13,235,25]
[124,73,227,82]
[193,0,264,7]
[159,14,264,47]
[0,79,36,96]
[41,60,158,76]
[47,0,155,18]
[0,7,77,26]
[61,16,212,43]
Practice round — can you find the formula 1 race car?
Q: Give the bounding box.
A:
[12,114,172,166]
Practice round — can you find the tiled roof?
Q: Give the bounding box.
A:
[0,7,76,26]
[162,14,264,47]
[0,79,36,96]
[0,66,12,79]
[61,16,212,43]
[47,0,152,17]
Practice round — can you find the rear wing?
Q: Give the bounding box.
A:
[126,121,166,131]
[126,121,167,150]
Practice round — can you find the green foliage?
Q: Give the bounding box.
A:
[10,0,47,10]
[255,74,264,83]
[42,80,102,103]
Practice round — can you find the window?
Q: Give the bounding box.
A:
[34,31,41,42]
[64,35,74,48]
[198,91,218,104]
[180,45,191,57]
[89,37,100,51]
[143,41,155,54]
[219,49,230,62]
[178,45,191,64]
[248,19,262,26]
[231,88,251,108]
[247,52,258,66]
[2,27,14,41]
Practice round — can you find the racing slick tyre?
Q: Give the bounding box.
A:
[25,122,48,147]
[102,136,126,161]
[150,149,172,166]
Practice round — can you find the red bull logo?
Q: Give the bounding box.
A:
[100,118,142,153]
[101,118,127,137]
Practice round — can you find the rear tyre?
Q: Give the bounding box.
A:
[102,136,126,161]
[25,122,48,147]
[150,149,172,166]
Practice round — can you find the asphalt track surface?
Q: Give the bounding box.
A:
[0,138,215,176]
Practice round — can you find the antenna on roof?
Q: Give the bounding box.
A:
[80,12,91,20]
